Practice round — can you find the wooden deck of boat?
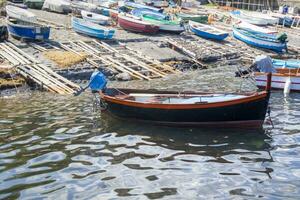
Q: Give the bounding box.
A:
[0,41,80,94]
[29,40,180,81]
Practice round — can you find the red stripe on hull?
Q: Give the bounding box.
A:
[118,17,159,34]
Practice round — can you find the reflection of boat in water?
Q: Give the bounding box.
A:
[100,113,272,155]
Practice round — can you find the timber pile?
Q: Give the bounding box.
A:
[0,42,80,94]
[167,33,284,63]
[167,34,240,62]
[30,40,180,81]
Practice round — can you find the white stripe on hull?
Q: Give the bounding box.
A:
[255,74,300,91]
[158,24,184,32]
[233,29,285,49]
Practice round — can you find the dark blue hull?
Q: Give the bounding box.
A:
[7,21,50,40]
[190,25,228,41]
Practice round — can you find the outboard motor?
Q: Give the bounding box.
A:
[89,71,107,93]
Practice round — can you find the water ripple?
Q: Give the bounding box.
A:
[0,72,300,199]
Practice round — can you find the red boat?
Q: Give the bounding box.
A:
[117,14,159,34]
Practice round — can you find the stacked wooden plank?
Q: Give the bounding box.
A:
[0,42,80,94]
[167,35,240,62]
[167,34,283,63]
[30,40,179,81]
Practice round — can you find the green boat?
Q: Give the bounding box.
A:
[24,0,45,10]
[141,14,185,33]
[176,13,208,23]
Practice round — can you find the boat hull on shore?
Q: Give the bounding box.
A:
[7,18,50,40]
[100,87,271,128]
[6,5,37,23]
[81,10,111,25]
[189,20,228,41]
[72,17,115,39]
[118,14,159,34]
[233,28,287,52]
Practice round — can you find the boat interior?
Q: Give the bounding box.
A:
[104,89,250,104]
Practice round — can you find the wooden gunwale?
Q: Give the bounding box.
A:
[101,91,268,109]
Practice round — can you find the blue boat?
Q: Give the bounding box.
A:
[124,1,163,13]
[189,20,228,41]
[71,17,115,40]
[233,27,287,53]
[272,59,300,69]
[131,8,168,20]
[7,18,50,40]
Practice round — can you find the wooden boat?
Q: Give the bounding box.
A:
[118,14,159,34]
[151,0,169,8]
[7,2,28,9]
[232,27,287,53]
[255,72,300,92]
[140,13,184,33]
[272,59,300,73]
[234,21,277,35]
[270,12,293,27]
[7,18,50,40]
[71,1,98,15]
[230,10,278,25]
[24,0,45,9]
[124,1,162,13]
[189,20,228,41]
[81,10,111,25]
[6,5,37,23]
[72,17,115,39]
[176,13,208,23]
[42,0,71,14]
[98,73,272,128]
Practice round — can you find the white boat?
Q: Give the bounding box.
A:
[231,10,278,25]
[81,10,111,25]
[234,21,277,34]
[6,5,37,23]
[42,0,71,14]
[255,72,300,92]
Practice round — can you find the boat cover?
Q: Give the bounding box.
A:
[254,55,277,73]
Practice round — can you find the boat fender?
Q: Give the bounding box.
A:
[284,77,291,95]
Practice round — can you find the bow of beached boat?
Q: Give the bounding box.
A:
[189,20,229,41]
[118,14,160,34]
[71,17,115,39]
[6,5,37,23]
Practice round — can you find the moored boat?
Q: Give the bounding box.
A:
[88,71,272,128]
[71,1,98,15]
[234,21,277,35]
[7,18,50,40]
[141,14,184,33]
[255,72,300,92]
[118,14,159,34]
[176,13,208,23]
[81,10,111,25]
[71,17,115,39]
[24,0,45,9]
[124,1,162,13]
[42,0,71,14]
[189,20,228,41]
[230,10,278,25]
[232,27,287,53]
[272,59,300,73]
[6,5,37,23]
